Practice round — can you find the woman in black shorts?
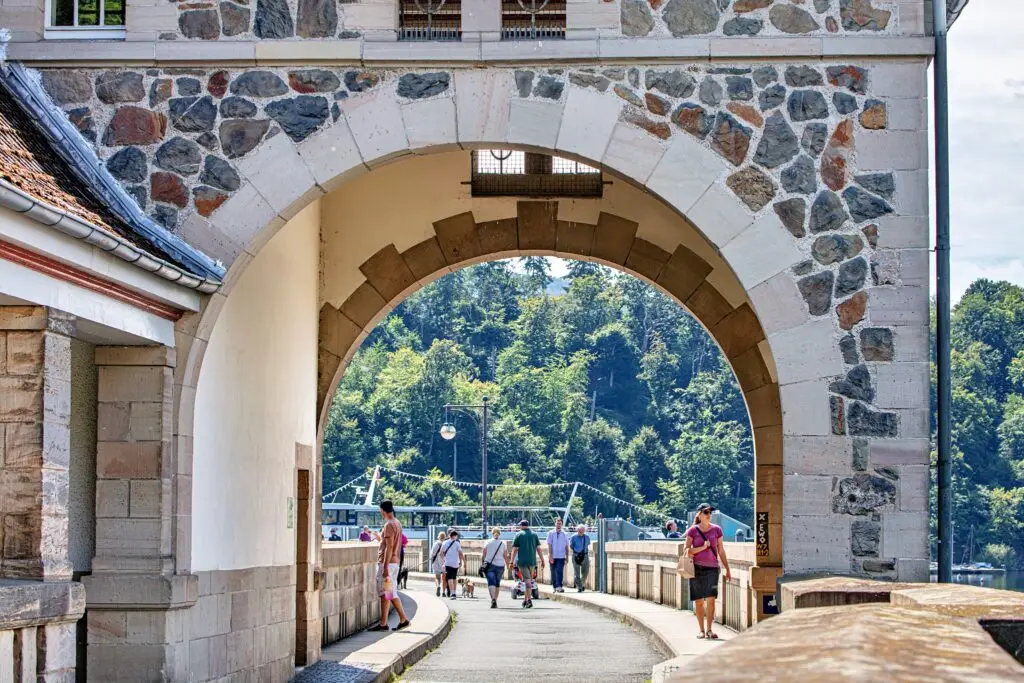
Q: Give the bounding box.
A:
[683,503,732,639]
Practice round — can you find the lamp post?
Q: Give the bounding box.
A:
[439,396,490,535]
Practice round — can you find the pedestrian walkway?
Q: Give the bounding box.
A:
[399,578,663,683]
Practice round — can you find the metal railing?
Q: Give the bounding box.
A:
[501,0,566,40]
[660,566,678,608]
[722,579,743,632]
[399,0,462,40]
[638,565,655,602]
[611,563,629,597]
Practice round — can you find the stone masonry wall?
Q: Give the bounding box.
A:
[38,59,929,578]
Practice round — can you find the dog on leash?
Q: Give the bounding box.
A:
[397,566,409,590]
[457,577,476,598]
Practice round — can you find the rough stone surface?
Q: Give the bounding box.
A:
[814,0,832,11]
[297,0,337,37]
[833,473,896,515]
[841,334,860,365]
[155,136,203,175]
[102,107,167,146]
[220,97,258,118]
[515,71,535,98]
[759,84,786,111]
[699,78,723,106]
[41,71,93,105]
[151,205,177,230]
[801,122,828,157]
[151,171,188,208]
[149,79,172,108]
[723,17,762,35]
[68,107,95,142]
[726,76,754,101]
[872,250,899,286]
[793,260,814,276]
[621,0,655,36]
[232,71,289,98]
[831,364,873,401]
[397,72,450,99]
[265,96,330,142]
[623,109,672,140]
[862,224,879,248]
[812,233,863,265]
[672,104,713,139]
[106,147,148,183]
[840,0,891,31]
[833,92,858,115]
[628,69,640,88]
[831,395,846,435]
[835,257,868,297]
[827,65,869,94]
[221,2,251,36]
[847,401,898,437]
[785,66,823,87]
[533,76,563,100]
[663,0,721,36]
[197,132,219,151]
[645,92,671,116]
[126,184,147,208]
[860,328,894,361]
[851,521,880,556]
[769,4,819,33]
[860,99,887,129]
[646,70,696,99]
[614,85,644,108]
[95,72,145,105]
[788,90,829,121]
[752,66,778,88]
[710,112,752,166]
[169,96,217,133]
[344,71,379,92]
[289,70,341,93]
[254,0,294,38]
[734,0,770,11]
[821,119,854,191]
[219,119,271,158]
[809,190,849,233]
[843,187,894,223]
[727,167,776,211]
[176,78,202,97]
[726,102,763,128]
[200,155,241,192]
[193,186,229,217]
[781,155,816,194]
[570,72,611,92]
[179,9,221,39]
[753,112,799,169]
[854,173,895,199]
[798,271,834,316]
[774,198,806,238]
[208,71,229,98]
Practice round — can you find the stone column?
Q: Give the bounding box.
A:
[83,345,197,682]
[0,306,74,582]
[294,443,322,667]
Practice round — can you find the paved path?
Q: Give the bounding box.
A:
[400,579,664,683]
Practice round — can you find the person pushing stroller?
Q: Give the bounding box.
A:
[510,519,545,608]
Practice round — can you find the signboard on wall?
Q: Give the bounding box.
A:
[762,593,779,615]
[756,512,769,558]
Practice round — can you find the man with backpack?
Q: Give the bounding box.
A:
[570,524,591,592]
[510,519,545,608]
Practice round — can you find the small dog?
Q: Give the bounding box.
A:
[397,566,409,590]
[457,578,476,598]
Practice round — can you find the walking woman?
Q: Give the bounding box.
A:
[683,503,731,640]
[430,531,447,597]
[482,526,510,609]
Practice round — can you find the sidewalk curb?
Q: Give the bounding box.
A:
[375,593,453,683]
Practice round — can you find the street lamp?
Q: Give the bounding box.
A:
[439,396,490,535]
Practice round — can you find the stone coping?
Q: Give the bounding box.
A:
[295,585,451,683]
[6,36,935,66]
[0,579,85,629]
[778,575,914,611]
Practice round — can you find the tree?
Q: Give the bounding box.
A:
[624,426,669,503]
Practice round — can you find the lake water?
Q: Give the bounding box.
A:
[931,570,1024,593]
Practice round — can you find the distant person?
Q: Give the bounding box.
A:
[369,500,410,632]
[511,519,545,608]
[546,518,571,593]
[683,503,731,640]
[570,524,591,592]
[430,531,448,597]
[399,531,409,570]
[443,530,464,600]
[359,526,372,542]
[482,526,510,609]
[328,528,342,542]
[666,520,682,539]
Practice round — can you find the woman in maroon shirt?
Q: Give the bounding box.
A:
[683,503,732,640]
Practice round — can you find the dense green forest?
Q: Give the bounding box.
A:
[938,280,1024,568]
[322,260,1024,567]
[322,258,753,525]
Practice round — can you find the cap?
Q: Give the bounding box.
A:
[696,503,716,513]
[519,519,530,527]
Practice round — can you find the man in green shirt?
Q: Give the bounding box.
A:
[511,519,545,608]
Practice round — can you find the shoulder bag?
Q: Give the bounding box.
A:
[478,541,502,578]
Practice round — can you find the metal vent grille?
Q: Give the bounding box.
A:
[471,150,602,197]
[399,0,462,41]
[501,0,566,40]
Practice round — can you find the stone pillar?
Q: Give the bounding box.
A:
[83,345,197,682]
[0,306,75,582]
[294,443,322,667]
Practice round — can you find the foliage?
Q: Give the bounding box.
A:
[322,258,752,525]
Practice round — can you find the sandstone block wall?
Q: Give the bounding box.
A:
[321,542,380,644]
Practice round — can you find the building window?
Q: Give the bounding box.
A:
[471,150,602,197]
[502,0,566,40]
[47,0,125,37]
[399,0,462,41]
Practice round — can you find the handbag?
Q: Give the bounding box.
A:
[478,541,502,578]
[677,552,695,579]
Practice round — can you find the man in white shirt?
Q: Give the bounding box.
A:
[442,530,464,600]
[546,518,571,593]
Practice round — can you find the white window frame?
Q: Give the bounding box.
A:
[44,0,126,40]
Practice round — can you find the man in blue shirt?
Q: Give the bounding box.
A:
[569,524,591,592]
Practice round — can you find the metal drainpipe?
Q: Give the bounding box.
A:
[933,0,954,584]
